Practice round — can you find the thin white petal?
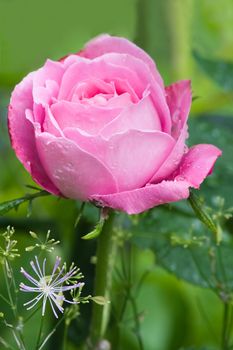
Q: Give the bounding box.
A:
[20,268,39,286]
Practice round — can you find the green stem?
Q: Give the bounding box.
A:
[0,292,11,306]
[35,316,44,350]
[226,305,233,346]
[222,302,230,350]
[62,323,68,350]
[89,211,117,346]
[0,190,50,216]
[188,191,218,238]
[129,294,144,350]
[3,262,16,318]
[3,261,26,350]
[24,306,41,323]
[38,316,64,350]
[166,0,193,81]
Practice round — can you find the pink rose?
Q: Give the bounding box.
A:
[8,35,221,214]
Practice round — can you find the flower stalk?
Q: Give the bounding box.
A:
[89,210,117,346]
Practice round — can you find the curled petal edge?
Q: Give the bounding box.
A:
[8,72,60,196]
[91,144,222,214]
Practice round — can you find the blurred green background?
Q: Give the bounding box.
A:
[0,0,233,349]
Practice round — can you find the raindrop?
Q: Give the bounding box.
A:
[172,110,180,123]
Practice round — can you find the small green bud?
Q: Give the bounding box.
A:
[91,296,109,306]
[25,246,35,252]
[0,312,4,318]
[29,231,38,239]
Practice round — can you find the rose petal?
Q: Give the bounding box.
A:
[35,133,118,200]
[111,78,139,103]
[166,80,192,139]
[98,53,171,133]
[33,80,59,106]
[92,181,190,214]
[102,93,133,108]
[51,100,123,135]
[58,58,142,101]
[42,107,63,137]
[59,53,171,133]
[150,80,192,183]
[64,128,175,192]
[100,93,161,138]
[8,72,60,195]
[173,144,222,188]
[91,143,221,214]
[80,34,164,88]
[70,78,114,102]
[32,60,64,105]
[33,59,64,88]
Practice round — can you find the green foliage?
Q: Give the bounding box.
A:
[82,208,110,240]
[81,217,105,240]
[179,347,214,350]
[188,191,218,239]
[135,228,233,293]
[193,51,233,91]
[25,230,60,252]
[128,117,233,295]
[0,190,50,216]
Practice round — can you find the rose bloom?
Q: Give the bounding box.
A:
[8,35,221,214]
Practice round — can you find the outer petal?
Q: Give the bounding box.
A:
[172,144,222,188]
[63,128,175,192]
[8,72,60,195]
[80,34,164,88]
[166,80,192,139]
[33,60,64,93]
[150,80,192,183]
[92,180,190,215]
[35,133,118,200]
[32,60,64,107]
[91,143,221,214]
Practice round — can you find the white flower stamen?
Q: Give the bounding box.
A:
[20,256,83,318]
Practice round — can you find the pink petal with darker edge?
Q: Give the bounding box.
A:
[172,144,222,188]
[91,143,221,214]
[150,80,192,184]
[8,72,60,195]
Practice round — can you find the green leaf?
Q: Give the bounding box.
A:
[193,50,233,91]
[74,202,85,228]
[81,218,105,240]
[0,190,50,216]
[125,117,233,291]
[132,222,233,293]
[188,191,218,240]
[0,197,28,216]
